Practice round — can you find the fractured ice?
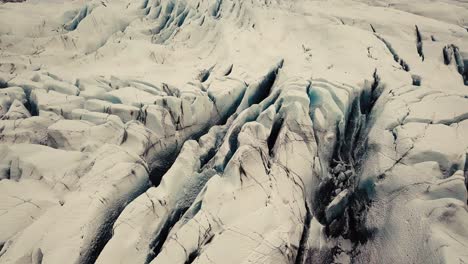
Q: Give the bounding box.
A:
[0,0,468,263]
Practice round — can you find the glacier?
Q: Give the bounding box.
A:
[0,0,467,263]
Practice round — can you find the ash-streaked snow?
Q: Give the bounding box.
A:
[0,0,467,263]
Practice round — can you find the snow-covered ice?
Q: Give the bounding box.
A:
[0,0,467,263]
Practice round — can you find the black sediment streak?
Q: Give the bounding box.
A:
[464,152,468,204]
[294,204,312,264]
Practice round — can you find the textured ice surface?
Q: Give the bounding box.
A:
[0,0,467,263]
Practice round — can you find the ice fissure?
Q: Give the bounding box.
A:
[415,25,424,61]
[375,34,411,71]
[443,44,468,85]
[313,71,382,245]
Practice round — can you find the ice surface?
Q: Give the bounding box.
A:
[0,0,467,263]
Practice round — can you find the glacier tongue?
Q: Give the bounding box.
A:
[1,0,468,263]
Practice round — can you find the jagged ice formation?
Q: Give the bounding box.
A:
[0,0,468,263]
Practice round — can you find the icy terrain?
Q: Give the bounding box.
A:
[0,0,467,263]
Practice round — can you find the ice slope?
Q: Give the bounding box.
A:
[0,0,467,263]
